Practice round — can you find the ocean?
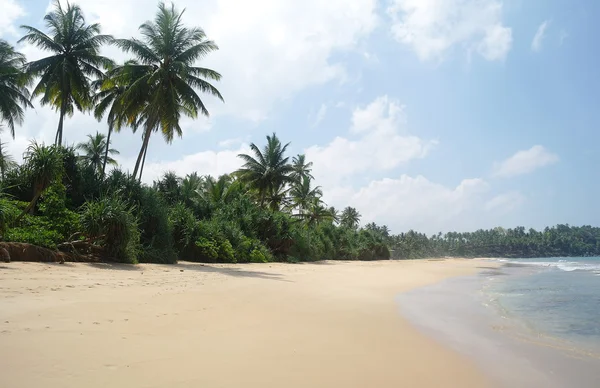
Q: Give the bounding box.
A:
[486,257,600,354]
[398,257,600,387]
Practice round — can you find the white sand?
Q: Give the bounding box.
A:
[0,259,492,387]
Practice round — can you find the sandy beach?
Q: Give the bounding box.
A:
[0,259,492,388]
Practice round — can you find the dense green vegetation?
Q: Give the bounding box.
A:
[0,2,389,264]
[0,1,596,265]
[388,226,600,259]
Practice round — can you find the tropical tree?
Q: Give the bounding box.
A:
[19,1,113,146]
[77,132,119,175]
[92,63,137,177]
[16,141,63,221]
[0,40,32,137]
[289,176,322,214]
[114,2,223,180]
[236,133,294,206]
[0,140,17,179]
[155,171,182,205]
[340,206,361,229]
[296,198,332,228]
[291,154,314,182]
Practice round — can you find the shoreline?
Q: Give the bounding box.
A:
[1,259,493,387]
[398,261,600,388]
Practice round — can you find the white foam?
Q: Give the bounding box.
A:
[509,260,600,273]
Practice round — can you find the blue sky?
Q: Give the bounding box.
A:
[1,0,598,234]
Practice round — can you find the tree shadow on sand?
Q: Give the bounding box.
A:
[79,261,291,281]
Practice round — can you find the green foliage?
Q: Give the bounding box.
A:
[136,187,176,264]
[0,198,21,236]
[80,196,139,263]
[389,225,600,259]
[5,223,63,249]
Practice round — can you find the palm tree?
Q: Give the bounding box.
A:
[236,133,294,206]
[19,1,113,146]
[16,141,63,222]
[340,206,361,229]
[114,2,224,180]
[77,132,119,175]
[289,176,322,214]
[328,206,340,224]
[92,63,138,177]
[291,154,314,182]
[0,40,33,137]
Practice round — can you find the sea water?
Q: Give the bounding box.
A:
[484,257,600,354]
[397,258,600,387]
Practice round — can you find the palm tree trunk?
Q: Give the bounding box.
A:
[132,126,152,179]
[15,192,42,223]
[101,125,113,178]
[138,143,148,182]
[55,101,66,146]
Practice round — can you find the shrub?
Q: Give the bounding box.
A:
[5,224,63,249]
[80,196,139,263]
[136,187,176,264]
[195,236,219,262]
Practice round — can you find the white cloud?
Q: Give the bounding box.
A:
[324,175,490,233]
[140,145,249,184]
[387,0,512,62]
[531,20,551,52]
[5,0,379,163]
[69,0,379,122]
[493,145,559,178]
[306,95,436,186]
[0,0,25,37]
[485,191,525,213]
[311,103,328,127]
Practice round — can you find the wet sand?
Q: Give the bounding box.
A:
[0,259,491,388]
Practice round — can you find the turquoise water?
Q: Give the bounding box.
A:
[486,257,600,353]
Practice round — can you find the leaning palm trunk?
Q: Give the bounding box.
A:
[132,126,152,180]
[138,142,148,182]
[15,191,42,223]
[101,125,113,177]
[55,100,67,146]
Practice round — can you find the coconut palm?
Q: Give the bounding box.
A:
[16,141,63,222]
[291,154,314,182]
[289,176,322,214]
[236,133,294,207]
[0,40,33,137]
[114,2,223,180]
[19,1,113,146]
[340,206,361,229]
[77,132,119,175]
[92,63,142,177]
[328,206,340,224]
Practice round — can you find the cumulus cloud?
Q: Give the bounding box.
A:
[0,0,25,37]
[3,0,379,161]
[324,175,491,234]
[70,0,379,122]
[306,95,436,186]
[493,145,559,178]
[139,145,249,184]
[532,20,551,52]
[387,0,512,61]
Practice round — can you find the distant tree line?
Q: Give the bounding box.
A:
[388,225,600,259]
